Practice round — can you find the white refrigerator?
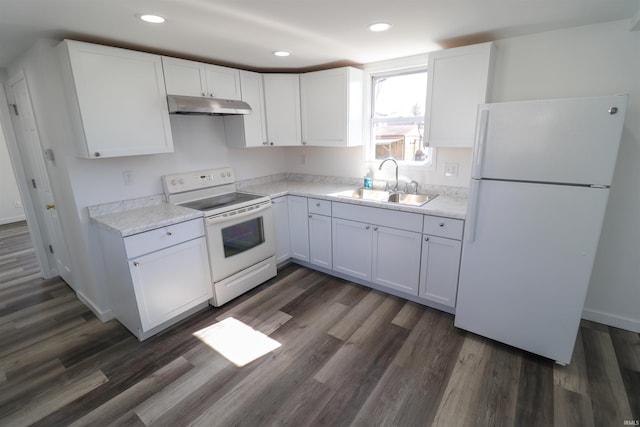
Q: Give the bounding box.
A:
[455,95,627,365]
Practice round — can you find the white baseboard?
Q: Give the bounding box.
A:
[0,215,27,225]
[582,307,640,333]
[76,291,114,323]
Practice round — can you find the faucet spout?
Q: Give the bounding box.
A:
[378,158,399,191]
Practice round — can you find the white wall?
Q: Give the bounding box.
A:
[490,20,640,332]
[0,118,25,224]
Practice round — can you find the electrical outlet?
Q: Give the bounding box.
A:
[123,170,134,185]
[444,162,459,177]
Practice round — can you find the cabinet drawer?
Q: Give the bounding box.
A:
[333,202,423,233]
[423,216,463,240]
[308,198,332,216]
[125,218,205,259]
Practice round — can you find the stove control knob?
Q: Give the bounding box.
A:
[178,179,185,185]
[170,179,177,186]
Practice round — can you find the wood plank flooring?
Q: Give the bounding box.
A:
[0,220,638,426]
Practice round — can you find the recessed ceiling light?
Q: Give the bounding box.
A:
[369,22,392,32]
[138,14,166,24]
[273,51,291,57]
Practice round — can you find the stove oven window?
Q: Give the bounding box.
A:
[221,217,265,257]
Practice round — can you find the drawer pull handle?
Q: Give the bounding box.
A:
[365,225,370,230]
[439,222,445,227]
[424,236,430,242]
[166,231,173,236]
[373,226,378,231]
[308,214,312,218]
[133,261,139,267]
[316,203,320,207]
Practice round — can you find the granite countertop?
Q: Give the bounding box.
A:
[239,181,468,220]
[88,196,203,237]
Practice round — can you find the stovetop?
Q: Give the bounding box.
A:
[178,192,266,213]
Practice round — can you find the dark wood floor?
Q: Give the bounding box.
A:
[0,220,638,426]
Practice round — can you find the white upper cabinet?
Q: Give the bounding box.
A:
[300,67,364,147]
[162,57,240,100]
[424,42,495,148]
[224,70,268,148]
[57,40,173,159]
[263,74,302,146]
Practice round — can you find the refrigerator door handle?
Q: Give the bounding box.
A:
[471,109,490,179]
[465,179,481,243]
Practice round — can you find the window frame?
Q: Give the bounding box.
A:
[362,54,435,170]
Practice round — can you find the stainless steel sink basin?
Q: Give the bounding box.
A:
[332,188,437,207]
[387,192,437,206]
[333,188,392,202]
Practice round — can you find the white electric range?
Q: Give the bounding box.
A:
[163,167,276,306]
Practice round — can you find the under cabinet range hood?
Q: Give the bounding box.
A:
[167,95,252,115]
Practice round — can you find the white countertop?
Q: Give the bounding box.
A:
[240,181,468,220]
[89,198,202,237]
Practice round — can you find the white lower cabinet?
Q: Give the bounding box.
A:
[271,196,291,265]
[372,226,422,295]
[419,216,464,309]
[130,237,211,331]
[332,218,372,281]
[99,218,212,340]
[288,195,310,261]
[419,235,462,308]
[308,214,332,268]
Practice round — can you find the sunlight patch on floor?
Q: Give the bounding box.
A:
[193,317,282,367]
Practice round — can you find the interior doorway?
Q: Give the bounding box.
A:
[2,73,73,286]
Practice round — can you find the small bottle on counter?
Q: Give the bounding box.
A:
[364,168,373,189]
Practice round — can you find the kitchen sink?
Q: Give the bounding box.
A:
[332,188,437,207]
[386,192,437,206]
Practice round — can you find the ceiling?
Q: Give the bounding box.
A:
[0,0,638,71]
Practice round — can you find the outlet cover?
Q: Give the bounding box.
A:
[444,162,459,177]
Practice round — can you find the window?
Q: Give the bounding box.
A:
[370,70,432,165]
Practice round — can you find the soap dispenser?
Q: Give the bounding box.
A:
[364,167,373,189]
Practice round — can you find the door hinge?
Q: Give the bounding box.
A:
[31,178,37,189]
[48,244,54,254]
[9,103,18,116]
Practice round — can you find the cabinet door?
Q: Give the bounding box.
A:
[162,57,207,97]
[130,237,212,331]
[425,42,494,148]
[309,214,332,269]
[419,235,461,308]
[61,40,173,158]
[288,195,309,261]
[372,226,422,295]
[224,70,268,148]
[204,65,241,100]
[300,67,363,147]
[263,74,302,146]
[271,196,291,264]
[332,218,372,281]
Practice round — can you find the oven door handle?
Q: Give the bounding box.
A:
[205,202,271,225]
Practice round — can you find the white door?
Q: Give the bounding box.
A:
[204,65,240,99]
[372,226,421,295]
[8,75,73,285]
[130,237,212,331]
[271,196,291,264]
[475,95,627,185]
[332,218,372,281]
[456,179,610,364]
[263,74,301,146]
[308,214,332,269]
[287,196,309,261]
[419,235,461,307]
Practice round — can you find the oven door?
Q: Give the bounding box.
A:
[205,202,275,282]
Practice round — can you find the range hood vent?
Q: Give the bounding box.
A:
[167,95,251,115]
